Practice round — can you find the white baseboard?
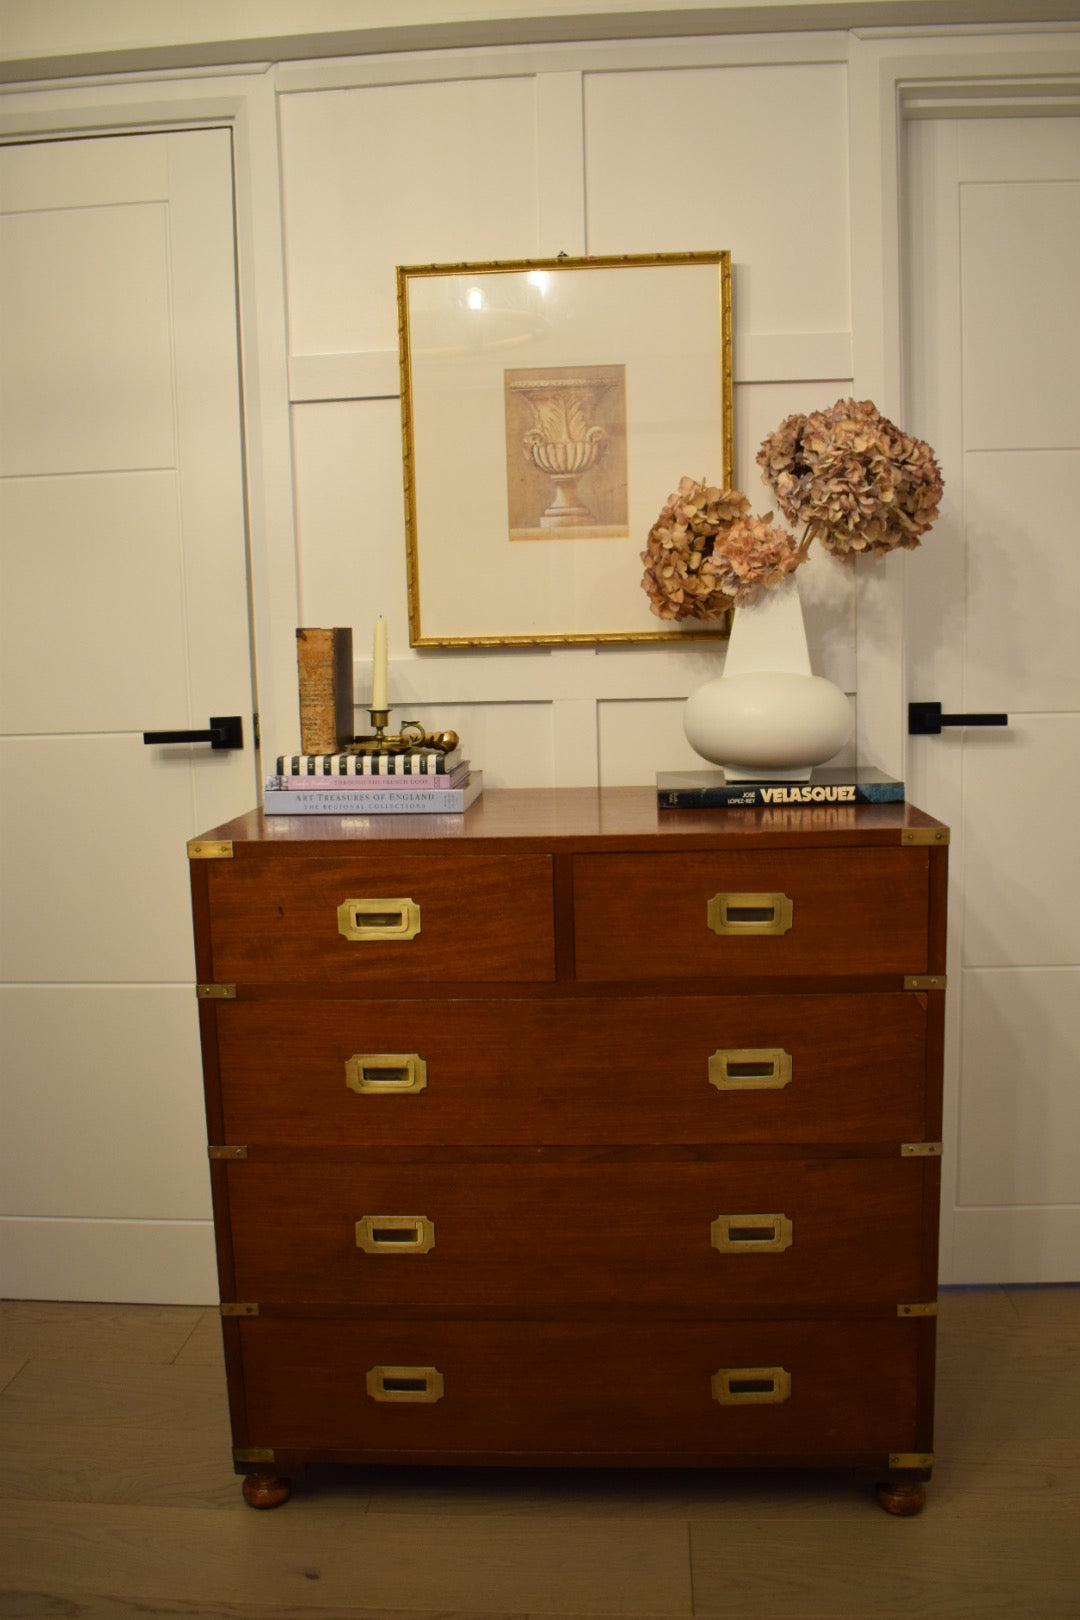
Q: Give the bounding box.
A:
[944,1206,1080,1285]
[0,1216,219,1304]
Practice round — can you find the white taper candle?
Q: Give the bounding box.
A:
[372,616,388,710]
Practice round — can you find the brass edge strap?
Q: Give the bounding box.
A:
[889,1452,934,1469]
[901,1142,943,1157]
[208,1145,248,1160]
[188,839,234,859]
[897,1302,939,1317]
[197,983,237,1000]
[905,975,947,991]
[220,1303,259,1317]
[901,827,950,845]
[234,1447,275,1463]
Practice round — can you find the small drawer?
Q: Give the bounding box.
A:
[214,992,933,1147]
[572,848,930,981]
[235,1315,926,1464]
[204,852,554,987]
[224,1157,935,1312]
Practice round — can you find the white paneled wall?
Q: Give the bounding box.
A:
[278,48,857,783]
[281,76,546,357]
[582,61,851,333]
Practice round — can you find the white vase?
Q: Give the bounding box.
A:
[683,573,852,782]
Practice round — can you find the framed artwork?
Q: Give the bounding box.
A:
[396,252,733,647]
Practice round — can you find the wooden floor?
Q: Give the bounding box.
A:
[1,1287,1078,1620]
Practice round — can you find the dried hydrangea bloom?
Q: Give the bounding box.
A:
[710,516,803,606]
[756,398,944,561]
[641,477,750,621]
[875,415,945,552]
[756,410,808,497]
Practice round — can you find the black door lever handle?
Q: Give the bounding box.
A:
[908,701,1008,736]
[143,714,244,750]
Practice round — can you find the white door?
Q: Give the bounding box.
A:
[902,114,1080,1283]
[0,129,258,1302]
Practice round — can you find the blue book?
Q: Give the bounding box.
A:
[657,767,904,809]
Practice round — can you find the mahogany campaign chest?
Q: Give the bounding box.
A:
[187,787,948,1512]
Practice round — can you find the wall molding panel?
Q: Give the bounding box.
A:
[287,331,855,404]
[273,30,850,97]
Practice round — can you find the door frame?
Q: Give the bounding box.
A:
[847,31,1080,778]
[849,33,1080,1280]
[0,70,300,766]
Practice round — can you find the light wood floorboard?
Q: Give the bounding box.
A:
[0,1289,1077,1619]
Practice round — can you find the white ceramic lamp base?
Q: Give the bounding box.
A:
[684,670,853,780]
[682,573,853,782]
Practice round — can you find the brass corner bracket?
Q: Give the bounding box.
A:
[889,1452,934,1470]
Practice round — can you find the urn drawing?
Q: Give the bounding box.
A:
[505,364,628,540]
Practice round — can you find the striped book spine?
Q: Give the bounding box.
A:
[275,749,460,777]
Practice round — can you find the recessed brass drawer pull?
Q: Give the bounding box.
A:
[711,1213,793,1253]
[707,892,793,936]
[712,1366,791,1405]
[366,1365,445,1403]
[709,1048,793,1090]
[337,898,421,942]
[356,1215,435,1254]
[345,1053,428,1095]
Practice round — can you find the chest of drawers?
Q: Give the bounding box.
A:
[188,787,947,1513]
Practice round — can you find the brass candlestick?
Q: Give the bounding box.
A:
[347,714,460,755]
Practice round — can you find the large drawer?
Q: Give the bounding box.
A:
[224,1158,935,1311]
[234,1315,925,1464]
[214,993,933,1146]
[572,848,930,980]
[203,852,555,986]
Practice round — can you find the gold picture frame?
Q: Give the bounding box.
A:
[396,252,733,647]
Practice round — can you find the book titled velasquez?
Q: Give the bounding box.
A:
[657,767,904,810]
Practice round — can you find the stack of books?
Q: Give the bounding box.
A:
[264,745,482,815]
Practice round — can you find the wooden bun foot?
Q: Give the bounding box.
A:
[242,1471,291,1509]
[876,1479,926,1516]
